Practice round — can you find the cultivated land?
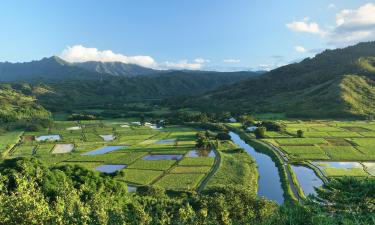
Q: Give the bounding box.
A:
[0,118,261,194]
[259,120,375,178]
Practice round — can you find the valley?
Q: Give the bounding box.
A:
[0,42,374,224]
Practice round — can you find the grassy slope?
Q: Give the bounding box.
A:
[186,42,375,119]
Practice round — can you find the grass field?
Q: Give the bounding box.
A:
[4,120,220,191]
[263,121,375,163]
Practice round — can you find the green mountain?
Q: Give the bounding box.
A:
[28,71,259,111]
[0,56,106,81]
[74,61,163,76]
[186,42,375,118]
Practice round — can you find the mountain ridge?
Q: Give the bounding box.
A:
[185,41,375,118]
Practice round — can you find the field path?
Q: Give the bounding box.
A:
[197,148,221,193]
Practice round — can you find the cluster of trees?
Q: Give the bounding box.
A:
[166,111,235,124]
[0,157,373,225]
[67,113,98,121]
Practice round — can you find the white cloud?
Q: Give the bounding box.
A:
[194,58,210,64]
[287,3,375,47]
[223,59,241,63]
[329,3,375,45]
[162,60,204,70]
[294,46,306,53]
[59,45,157,68]
[59,45,210,70]
[286,20,322,34]
[328,3,336,9]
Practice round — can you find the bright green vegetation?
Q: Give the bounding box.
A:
[0,84,51,123]
[0,131,23,154]
[205,140,258,192]
[127,160,177,170]
[324,168,369,177]
[178,157,215,166]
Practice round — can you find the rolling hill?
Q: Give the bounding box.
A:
[186,42,375,118]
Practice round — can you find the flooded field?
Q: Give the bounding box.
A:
[186,149,216,157]
[142,154,183,160]
[291,165,323,196]
[155,139,176,144]
[95,164,127,173]
[82,146,127,155]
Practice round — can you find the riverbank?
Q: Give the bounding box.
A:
[228,126,301,203]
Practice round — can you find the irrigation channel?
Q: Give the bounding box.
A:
[229,132,324,204]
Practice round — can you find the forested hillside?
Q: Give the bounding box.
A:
[185,42,375,118]
[0,84,50,123]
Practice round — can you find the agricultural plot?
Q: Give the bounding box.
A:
[7,120,215,191]
[262,121,375,178]
[313,161,369,177]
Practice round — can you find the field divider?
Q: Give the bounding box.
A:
[197,147,221,193]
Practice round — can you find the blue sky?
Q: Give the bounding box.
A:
[1,0,374,70]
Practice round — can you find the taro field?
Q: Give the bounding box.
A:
[262,120,375,178]
[4,120,217,191]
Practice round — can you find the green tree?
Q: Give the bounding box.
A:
[254,127,266,139]
[296,130,304,138]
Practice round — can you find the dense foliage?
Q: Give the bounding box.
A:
[0,157,373,224]
[0,84,50,123]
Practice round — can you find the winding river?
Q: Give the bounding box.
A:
[229,132,284,204]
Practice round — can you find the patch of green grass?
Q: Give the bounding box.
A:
[120,169,163,185]
[322,146,367,160]
[35,144,55,155]
[351,138,375,147]
[358,132,375,137]
[303,132,330,138]
[327,132,362,138]
[178,157,214,166]
[128,160,176,171]
[323,168,368,177]
[170,166,211,174]
[206,149,257,190]
[276,138,327,146]
[280,146,329,160]
[266,131,291,138]
[356,147,375,160]
[155,173,205,190]
[0,131,23,153]
[311,126,344,132]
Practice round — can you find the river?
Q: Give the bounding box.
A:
[229,132,284,204]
